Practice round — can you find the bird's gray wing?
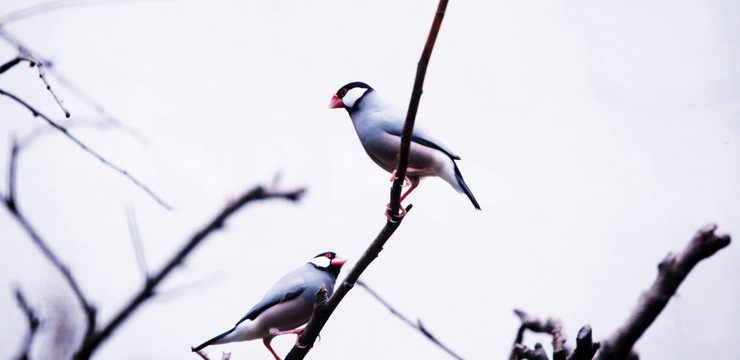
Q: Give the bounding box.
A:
[381,122,461,160]
[234,269,308,326]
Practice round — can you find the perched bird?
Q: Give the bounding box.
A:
[329,81,480,215]
[192,252,347,360]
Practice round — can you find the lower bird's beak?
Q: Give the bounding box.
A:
[331,254,348,267]
[328,94,344,109]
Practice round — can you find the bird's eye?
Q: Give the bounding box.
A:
[339,88,348,97]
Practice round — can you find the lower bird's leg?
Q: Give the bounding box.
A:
[271,327,307,348]
[262,338,282,360]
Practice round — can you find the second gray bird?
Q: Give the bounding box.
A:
[192,252,347,360]
[330,81,481,212]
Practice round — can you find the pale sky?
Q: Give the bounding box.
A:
[1,1,738,359]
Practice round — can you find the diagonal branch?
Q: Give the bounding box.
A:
[0,88,171,209]
[387,0,450,221]
[357,280,465,359]
[285,1,449,359]
[2,137,98,351]
[73,184,306,360]
[595,223,731,360]
[13,287,41,360]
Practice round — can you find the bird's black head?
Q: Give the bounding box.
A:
[308,251,347,278]
[329,82,373,111]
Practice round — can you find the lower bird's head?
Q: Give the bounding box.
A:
[329,82,373,110]
[309,251,348,278]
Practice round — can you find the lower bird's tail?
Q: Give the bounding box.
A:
[453,162,481,210]
[192,327,236,352]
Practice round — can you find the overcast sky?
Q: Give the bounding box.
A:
[1,1,738,359]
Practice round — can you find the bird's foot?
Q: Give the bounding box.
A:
[385,203,407,223]
[389,170,411,187]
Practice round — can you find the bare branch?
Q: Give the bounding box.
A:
[357,280,464,359]
[0,88,171,209]
[510,310,569,360]
[73,184,306,360]
[0,55,70,117]
[567,325,600,360]
[596,223,731,360]
[13,287,41,360]
[387,0,449,221]
[514,343,550,360]
[0,0,177,25]
[284,214,409,360]
[2,137,98,350]
[285,2,449,359]
[126,206,149,280]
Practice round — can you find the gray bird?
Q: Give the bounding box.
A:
[192,252,347,360]
[329,82,480,215]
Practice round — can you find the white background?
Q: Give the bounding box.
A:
[0,1,738,359]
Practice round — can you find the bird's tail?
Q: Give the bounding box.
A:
[192,327,236,352]
[453,162,481,210]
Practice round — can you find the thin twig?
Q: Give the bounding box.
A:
[0,55,70,117]
[357,280,464,359]
[0,28,145,140]
[73,184,306,360]
[596,223,731,360]
[0,87,171,209]
[126,206,149,280]
[13,287,41,360]
[0,0,176,25]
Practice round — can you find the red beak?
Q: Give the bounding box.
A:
[331,254,348,267]
[328,94,344,109]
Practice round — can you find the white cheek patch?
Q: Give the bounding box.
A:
[309,256,331,268]
[342,87,368,108]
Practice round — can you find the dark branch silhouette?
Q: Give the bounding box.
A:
[387,0,449,222]
[357,280,464,359]
[284,1,449,359]
[0,88,171,209]
[0,55,70,117]
[512,224,731,360]
[73,184,306,360]
[595,223,731,360]
[1,137,98,350]
[13,287,41,360]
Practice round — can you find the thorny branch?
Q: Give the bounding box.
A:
[284,1,450,359]
[357,280,464,359]
[73,184,306,360]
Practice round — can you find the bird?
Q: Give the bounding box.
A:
[329,81,480,217]
[191,251,347,360]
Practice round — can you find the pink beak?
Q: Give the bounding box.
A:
[328,94,344,109]
[331,254,348,267]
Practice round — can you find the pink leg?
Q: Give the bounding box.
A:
[399,177,420,203]
[385,177,419,222]
[263,338,282,360]
[271,327,307,348]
